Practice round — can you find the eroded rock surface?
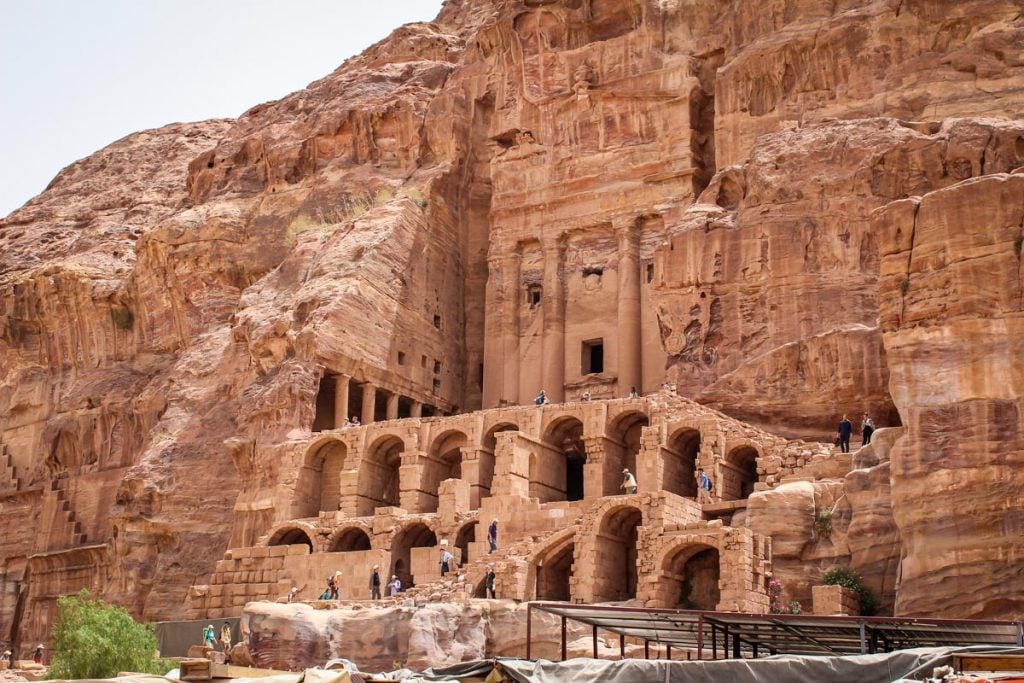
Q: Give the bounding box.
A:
[0,0,1021,653]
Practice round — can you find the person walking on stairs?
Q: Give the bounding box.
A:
[487,518,498,554]
[369,565,382,600]
[485,566,497,599]
[696,467,713,504]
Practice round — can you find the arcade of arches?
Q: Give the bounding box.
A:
[189,395,827,618]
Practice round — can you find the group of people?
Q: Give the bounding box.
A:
[836,413,876,453]
[535,387,641,406]
[0,645,43,668]
[620,466,714,502]
[340,415,361,428]
[202,622,233,653]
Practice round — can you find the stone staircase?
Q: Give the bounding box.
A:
[43,477,88,549]
[0,440,22,493]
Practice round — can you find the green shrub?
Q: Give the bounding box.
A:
[822,567,878,616]
[47,590,172,679]
[814,508,833,539]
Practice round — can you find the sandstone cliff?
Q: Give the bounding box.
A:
[0,0,1022,649]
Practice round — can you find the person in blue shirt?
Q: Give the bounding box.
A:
[837,415,853,453]
[696,467,713,504]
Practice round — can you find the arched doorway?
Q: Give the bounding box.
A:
[296,439,348,517]
[483,423,518,452]
[592,506,642,602]
[268,527,313,551]
[329,527,371,552]
[537,417,585,502]
[657,545,720,610]
[666,428,700,498]
[390,523,437,589]
[455,521,476,566]
[357,435,404,515]
[535,540,575,601]
[423,430,468,513]
[609,412,649,496]
[723,446,759,501]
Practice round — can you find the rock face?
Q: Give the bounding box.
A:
[875,172,1024,618]
[0,0,1022,657]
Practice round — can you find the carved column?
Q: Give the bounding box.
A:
[541,237,566,403]
[616,222,642,396]
[410,401,423,418]
[386,392,399,420]
[361,383,377,424]
[483,250,521,408]
[333,374,350,428]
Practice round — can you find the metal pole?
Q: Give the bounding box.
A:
[723,625,730,658]
[620,634,626,659]
[697,614,704,660]
[1017,622,1024,647]
[752,643,759,659]
[645,640,650,659]
[561,615,567,661]
[667,644,672,660]
[732,633,740,659]
[859,621,867,654]
[712,624,718,660]
[526,604,533,660]
[593,625,598,659]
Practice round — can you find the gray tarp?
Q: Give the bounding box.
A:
[388,646,1024,683]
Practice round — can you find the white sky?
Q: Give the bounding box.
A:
[0,0,446,217]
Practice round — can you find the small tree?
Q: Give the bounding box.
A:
[47,590,171,679]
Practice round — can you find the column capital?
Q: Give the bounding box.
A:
[541,234,566,254]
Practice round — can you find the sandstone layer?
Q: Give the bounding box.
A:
[0,0,1021,656]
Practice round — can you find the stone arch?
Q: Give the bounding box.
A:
[536,415,585,502]
[357,434,405,515]
[455,519,477,566]
[530,530,577,601]
[267,525,315,551]
[390,522,437,589]
[652,543,721,610]
[607,410,649,494]
[722,444,759,501]
[328,526,372,552]
[422,429,469,513]
[591,504,643,602]
[296,438,348,517]
[483,422,519,452]
[666,426,701,498]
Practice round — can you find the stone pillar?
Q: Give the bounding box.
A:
[361,383,377,424]
[541,237,565,403]
[410,401,423,418]
[386,392,399,420]
[399,452,425,513]
[483,251,521,408]
[616,222,642,397]
[459,446,494,510]
[583,436,610,499]
[333,374,350,428]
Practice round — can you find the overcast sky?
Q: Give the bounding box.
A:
[0,0,446,217]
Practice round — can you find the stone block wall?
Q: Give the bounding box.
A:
[812,585,861,616]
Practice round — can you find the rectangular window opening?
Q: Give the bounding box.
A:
[646,262,655,284]
[527,284,542,307]
[581,339,604,375]
[433,314,442,329]
[397,351,406,365]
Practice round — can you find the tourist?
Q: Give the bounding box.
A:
[621,468,637,495]
[369,565,382,600]
[534,389,548,405]
[220,622,232,652]
[286,586,299,603]
[330,570,341,599]
[351,415,361,426]
[389,575,402,597]
[439,547,455,577]
[628,387,638,399]
[487,518,498,554]
[581,391,591,402]
[485,566,496,599]
[342,417,351,429]
[696,467,713,504]
[32,646,43,665]
[861,413,876,445]
[837,414,853,453]
[202,624,216,649]
[2,650,12,669]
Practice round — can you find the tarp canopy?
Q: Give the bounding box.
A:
[376,647,1024,683]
